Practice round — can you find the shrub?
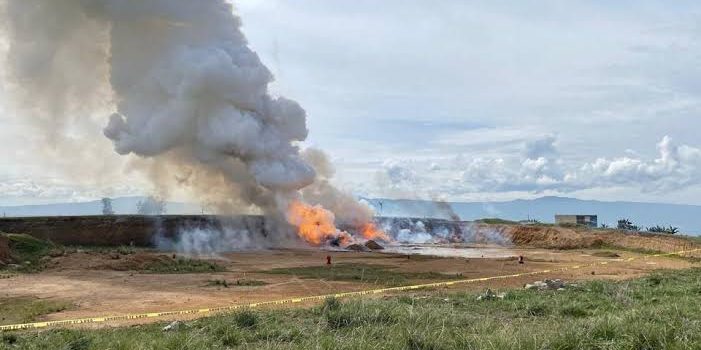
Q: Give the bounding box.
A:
[617,219,640,231]
[526,303,550,317]
[234,310,258,329]
[647,225,679,234]
[560,304,590,318]
[322,296,341,312]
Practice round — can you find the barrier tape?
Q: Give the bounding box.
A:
[1,248,699,331]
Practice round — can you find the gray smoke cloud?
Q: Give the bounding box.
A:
[300,148,375,229]
[0,0,379,249]
[94,0,316,207]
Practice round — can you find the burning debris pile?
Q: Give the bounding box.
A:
[286,201,388,248]
[375,217,510,246]
[286,201,351,246]
[1,0,386,250]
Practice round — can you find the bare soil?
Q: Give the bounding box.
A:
[1,220,699,328]
[490,224,700,254]
[1,245,697,328]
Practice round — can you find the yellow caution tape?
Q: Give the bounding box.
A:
[1,248,698,332]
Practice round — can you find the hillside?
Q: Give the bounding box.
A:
[0,197,201,217]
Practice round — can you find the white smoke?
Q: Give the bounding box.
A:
[160,227,265,256]
[396,229,434,244]
[300,148,376,229]
[0,0,378,249]
[2,0,313,207]
[381,218,511,246]
[94,0,316,202]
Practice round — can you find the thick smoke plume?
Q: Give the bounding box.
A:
[0,0,380,248]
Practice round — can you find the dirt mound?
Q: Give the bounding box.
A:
[46,251,171,271]
[492,224,699,254]
[75,252,186,271]
[0,234,11,265]
[346,244,369,252]
[0,215,267,247]
[506,225,603,249]
[364,240,384,250]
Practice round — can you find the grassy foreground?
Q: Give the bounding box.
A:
[0,298,72,326]
[2,268,701,349]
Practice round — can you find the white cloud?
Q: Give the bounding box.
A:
[0,177,143,206]
[1,1,701,205]
[575,136,701,191]
[370,135,701,199]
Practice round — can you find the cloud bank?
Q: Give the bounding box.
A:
[377,135,701,198]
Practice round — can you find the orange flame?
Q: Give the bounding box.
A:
[336,231,352,246]
[361,222,389,241]
[286,201,339,246]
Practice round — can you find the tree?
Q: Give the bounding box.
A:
[647,225,679,234]
[617,219,640,231]
[101,198,115,215]
[136,196,166,215]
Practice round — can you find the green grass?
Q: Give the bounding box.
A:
[54,245,140,256]
[264,263,462,286]
[475,218,519,225]
[597,244,701,263]
[0,297,72,326]
[143,257,225,274]
[3,268,701,349]
[1,233,55,272]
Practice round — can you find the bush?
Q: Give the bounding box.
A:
[234,310,258,329]
[67,337,91,350]
[560,304,590,318]
[526,303,550,317]
[322,297,341,312]
[144,257,224,274]
[2,233,54,272]
[617,219,640,231]
[1,334,18,345]
[647,225,679,234]
[406,332,442,350]
[325,302,397,329]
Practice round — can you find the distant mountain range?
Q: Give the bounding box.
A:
[0,197,201,217]
[362,196,701,235]
[1,196,699,235]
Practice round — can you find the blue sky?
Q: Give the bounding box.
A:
[1,0,701,205]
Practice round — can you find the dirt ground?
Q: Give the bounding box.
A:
[1,245,698,329]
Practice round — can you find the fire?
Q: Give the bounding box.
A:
[361,222,389,241]
[286,200,390,247]
[286,201,339,246]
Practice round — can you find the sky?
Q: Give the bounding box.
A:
[1,0,701,206]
